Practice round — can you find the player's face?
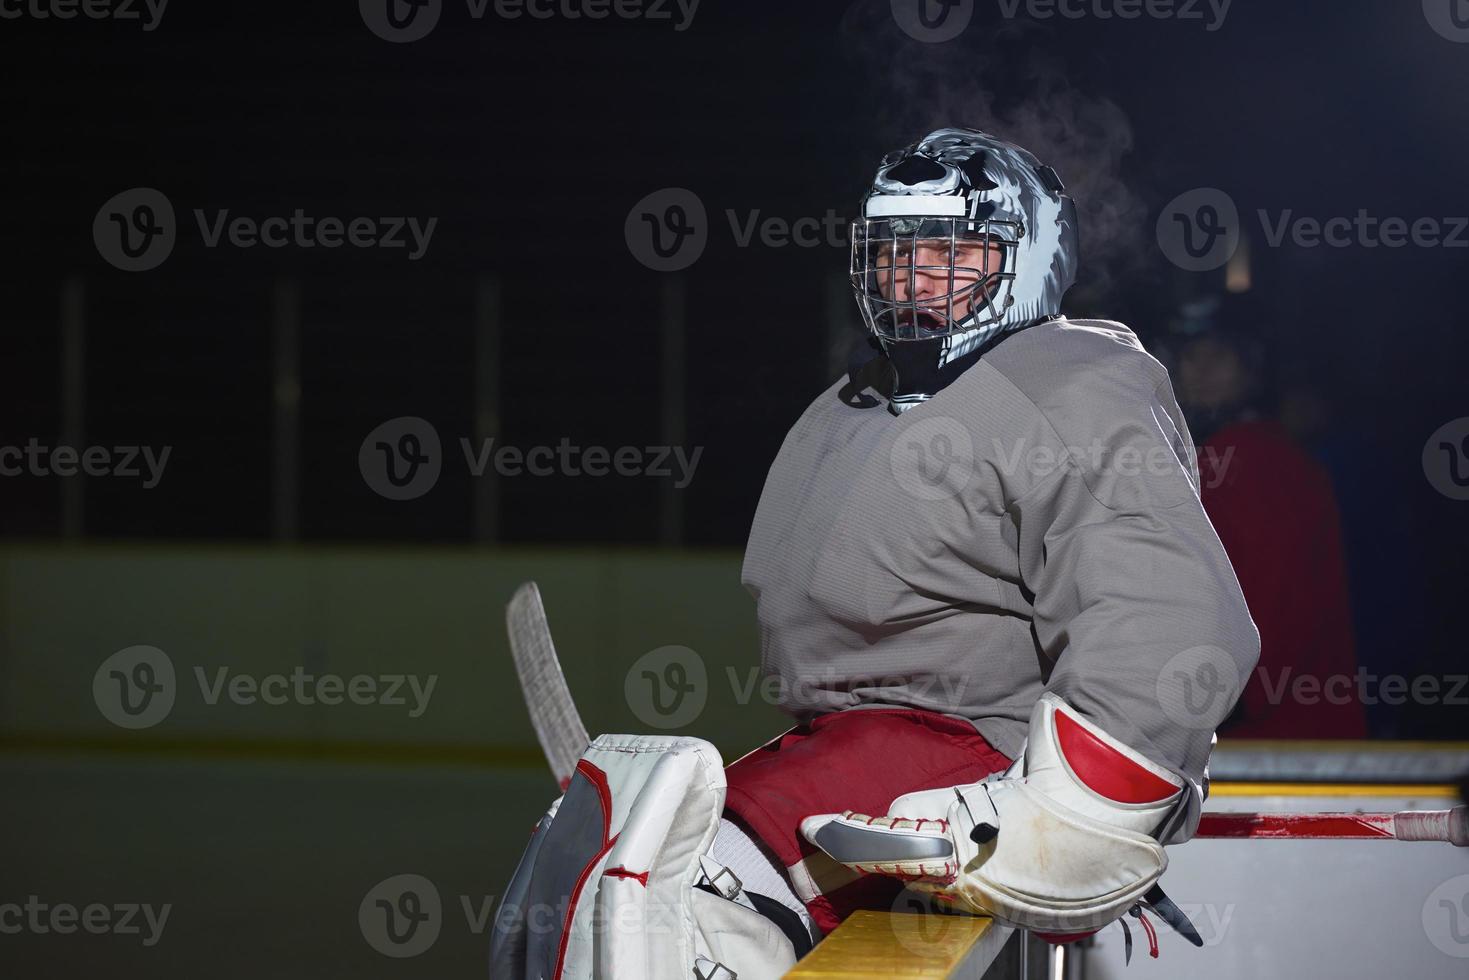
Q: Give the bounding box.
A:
[874,238,1007,329]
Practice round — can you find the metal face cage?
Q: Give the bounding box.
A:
[850,215,1020,342]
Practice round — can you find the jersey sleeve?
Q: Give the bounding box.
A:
[1005,354,1259,841]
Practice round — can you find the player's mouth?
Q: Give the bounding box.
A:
[891,308,951,334]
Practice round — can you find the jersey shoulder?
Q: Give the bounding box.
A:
[977,317,1177,435]
[772,374,883,463]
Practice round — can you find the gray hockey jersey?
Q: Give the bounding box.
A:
[741,318,1259,830]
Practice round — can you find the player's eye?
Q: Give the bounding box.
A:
[876,245,911,266]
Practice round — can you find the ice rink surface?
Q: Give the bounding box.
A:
[1,754,551,978]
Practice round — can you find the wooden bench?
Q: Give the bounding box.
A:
[784,909,1017,979]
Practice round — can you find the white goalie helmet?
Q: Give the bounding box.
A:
[851,127,1080,366]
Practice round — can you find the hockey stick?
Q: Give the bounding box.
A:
[507,581,1469,845]
[505,581,591,791]
[1196,807,1468,844]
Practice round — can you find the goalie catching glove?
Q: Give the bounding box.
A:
[801,693,1204,946]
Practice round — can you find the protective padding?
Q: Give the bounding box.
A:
[491,734,796,979]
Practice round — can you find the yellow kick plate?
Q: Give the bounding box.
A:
[785,910,1008,979]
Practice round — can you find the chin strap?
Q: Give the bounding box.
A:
[837,336,983,415]
[838,338,889,410]
[839,318,1057,415]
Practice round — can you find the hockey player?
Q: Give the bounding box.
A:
[491,128,1259,978]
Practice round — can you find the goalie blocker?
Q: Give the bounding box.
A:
[802,693,1203,947]
[490,734,806,980]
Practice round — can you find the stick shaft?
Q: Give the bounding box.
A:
[1197,806,1467,844]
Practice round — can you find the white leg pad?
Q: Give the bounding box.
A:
[490,734,797,979]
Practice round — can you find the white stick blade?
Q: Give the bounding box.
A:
[506,581,590,789]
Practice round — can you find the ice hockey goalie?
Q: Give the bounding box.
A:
[490,127,1260,979]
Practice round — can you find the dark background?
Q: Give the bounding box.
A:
[2,1,1466,733]
[1,5,1467,979]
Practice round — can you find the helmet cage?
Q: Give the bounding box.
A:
[850,214,1021,343]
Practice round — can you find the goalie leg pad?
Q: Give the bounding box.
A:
[489,734,797,979]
